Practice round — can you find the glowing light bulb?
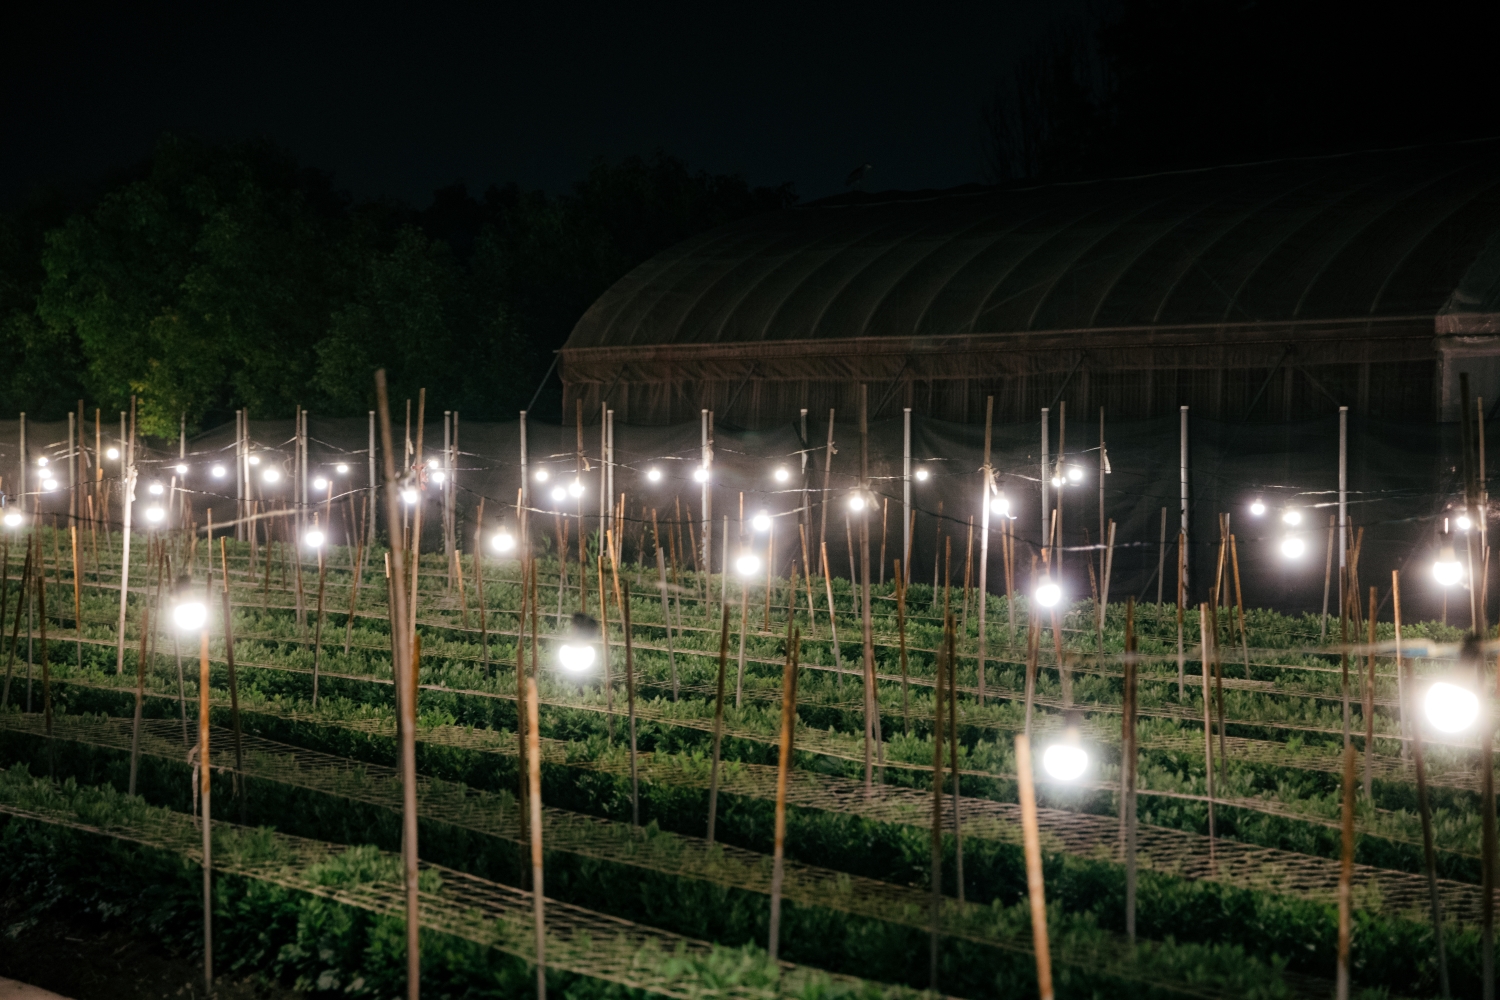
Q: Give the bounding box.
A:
[313,476,328,490]
[1250,501,1266,516]
[535,469,549,482]
[1282,510,1302,526]
[1280,537,1306,558]
[990,496,1009,517]
[551,486,567,502]
[492,532,515,553]
[36,458,47,468]
[173,600,207,632]
[848,494,866,512]
[305,530,325,548]
[567,479,584,498]
[558,643,596,673]
[263,467,281,483]
[211,465,226,478]
[431,470,445,485]
[1457,514,1473,531]
[427,458,439,469]
[247,455,260,466]
[914,468,929,481]
[336,463,348,474]
[693,467,709,483]
[1433,555,1463,587]
[401,488,418,505]
[145,506,165,523]
[106,447,119,460]
[1051,476,1063,488]
[2,512,21,528]
[1425,681,1480,733]
[1035,580,1061,607]
[1042,744,1088,781]
[736,552,762,576]
[752,511,771,532]
[646,468,662,482]
[774,466,790,482]
[1067,466,1082,483]
[41,478,56,491]
[148,482,164,495]
[175,463,188,474]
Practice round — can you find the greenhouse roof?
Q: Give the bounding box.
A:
[567,139,1500,350]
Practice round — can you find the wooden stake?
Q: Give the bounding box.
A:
[311,519,327,707]
[198,621,212,994]
[1229,533,1249,676]
[1123,597,1137,945]
[798,521,818,637]
[1200,603,1216,866]
[38,559,50,736]
[928,614,946,991]
[0,543,22,709]
[650,510,678,700]
[706,604,730,844]
[1015,734,1055,1000]
[1176,531,1186,699]
[623,580,639,829]
[878,496,889,587]
[1364,586,1377,799]
[597,551,613,741]
[128,583,148,796]
[766,625,801,962]
[475,498,488,671]
[1336,742,1356,1000]
[526,675,546,1000]
[70,526,82,672]
[896,559,910,736]
[946,612,963,902]
[819,543,844,688]
[218,539,244,819]
[1322,514,1335,642]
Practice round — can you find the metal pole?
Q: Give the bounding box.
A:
[1338,406,1347,618]
[903,407,912,586]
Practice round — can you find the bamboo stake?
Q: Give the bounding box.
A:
[597,551,613,741]
[374,370,420,1000]
[799,522,818,637]
[946,611,963,903]
[766,624,801,962]
[1230,533,1249,675]
[70,526,81,672]
[1322,514,1335,642]
[219,539,244,820]
[1336,743,1356,1000]
[1397,570,1451,997]
[344,534,364,656]
[1200,603,1216,867]
[311,518,327,707]
[475,499,488,671]
[1123,597,1137,945]
[651,510,678,700]
[38,559,50,736]
[526,675,546,1000]
[1176,530,1186,699]
[1364,586,1377,799]
[623,580,639,829]
[515,551,531,867]
[763,520,773,631]
[1015,733,1055,1000]
[819,543,844,688]
[2,545,30,709]
[896,559,910,736]
[706,604,730,844]
[735,554,749,709]
[878,496,889,588]
[928,614,945,991]
[128,584,149,796]
[197,619,213,995]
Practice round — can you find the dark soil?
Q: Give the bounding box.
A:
[0,914,304,1000]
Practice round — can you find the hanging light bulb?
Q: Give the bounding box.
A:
[693,467,710,483]
[41,478,57,491]
[36,457,47,468]
[402,488,419,505]
[313,476,329,491]
[1051,474,1063,488]
[646,468,662,482]
[535,469,550,482]
[1280,536,1306,559]
[336,463,349,474]
[1425,681,1479,733]
[1042,743,1089,781]
[173,591,208,632]
[567,479,584,497]
[1250,500,1266,516]
[2,511,22,528]
[211,465,226,478]
[427,458,439,469]
[550,486,567,503]
[247,455,261,466]
[1433,543,1463,587]
[263,467,282,483]
[145,506,165,524]
[1066,466,1083,483]
[1457,513,1473,531]
[175,463,188,474]
[1035,578,1062,607]
[848,493,866,512]
[990,495,1009,517]
[558,612,600,674]
[106,447,120,460]
[304,530,325,548]
[1282,509,1302,526]
[914,468,929,482]
[736,552,762,576]
[774,466,790,482]
[432,470,446,485]
[149,482,164,495]
[492,531,516,553]
[752,511,772,532]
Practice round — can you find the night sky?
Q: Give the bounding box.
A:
[3,2,1074,208]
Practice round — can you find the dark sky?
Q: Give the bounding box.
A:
[2,1,1075,208]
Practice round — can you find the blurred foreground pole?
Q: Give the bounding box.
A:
[1015,734,1054,1000]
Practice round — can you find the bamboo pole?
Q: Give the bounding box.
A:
[706,604,730,844]
[946,611,963,902]
[311,519,327,707]
[113,397,137,675]
[1176,530,1185,699]
[878,496,889,588]
[1322,514,1335,642]
[39,559,50,736]
[1364,586,1377,799]
[597,551,613,741]
[128,583,148,796]
[1336,742,1356,1000]
[2,545,30,710]
[1396,570,1450,997]
[198,621,213,995]
[896,559,910,736]
[735,556,749,709]
[374,370,420,1000]
[1230,533,1249,676]
[515,550,531,867]
[526,675,546,1000]
[820,543,844,688]
[1200,603,1216,866]
[623,580,639,829]
[219,539,244,820]
[70,526,81,672]
[651,510,678,699]
[1123,597,1137,945]
[766,625,801,962]
[1015,733,1055,1000]
[475,499,488,671]
[928,613,945,991]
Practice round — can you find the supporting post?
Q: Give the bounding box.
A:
[1123,597,1137,945]
[903,407,912,587]
[706,605,729,843]
[977,395,992,704]
[766,626,801,962]
[199,625,212,996]
[1336,743,1356,1000]
[114,398,137,674]
[860,384,876,792]
[1040,408,1049,563]
[1180,405,1189,599]
[928,618,945,991]
[1015,734,1055,1000]
[526,676,546,1000]
[1339,405,1348,618]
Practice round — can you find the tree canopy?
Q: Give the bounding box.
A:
[0,135,795,435]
